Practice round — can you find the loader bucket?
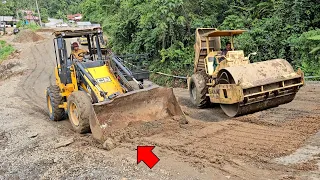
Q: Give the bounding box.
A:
[217,59,304,117]
[89,87,186,143]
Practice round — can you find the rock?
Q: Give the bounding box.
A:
[54,138,74,149]
[27,132,38,138]
[103,138,116,151]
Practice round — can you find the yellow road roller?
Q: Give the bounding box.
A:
[188,28,304,117]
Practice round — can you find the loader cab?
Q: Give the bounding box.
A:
[53,28,105,60]
[52,28,107,84]
[52,28,150,102]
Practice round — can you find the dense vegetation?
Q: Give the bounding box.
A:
[0,0,82,22]
[80,0,320,85]
[1,0,320,85]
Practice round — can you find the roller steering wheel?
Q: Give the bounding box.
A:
[218,55,226,62]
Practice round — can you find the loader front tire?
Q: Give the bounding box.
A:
[46,85,65,121]
[67,91,92,134]
[189,71,210,108]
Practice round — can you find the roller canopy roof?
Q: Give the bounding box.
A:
[198,29,246,37]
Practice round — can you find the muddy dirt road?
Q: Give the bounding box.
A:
[1,30,320,179]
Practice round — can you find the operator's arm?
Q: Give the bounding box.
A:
[79,49,88,54]
[70,50,76,58]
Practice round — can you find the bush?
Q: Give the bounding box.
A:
[81,0,320,86]
[0,40,15,63]
[288,29,320,76]
[16,20,24,28]
[148,42,193,87]
[16,21,40,31]
[25,22,40,31]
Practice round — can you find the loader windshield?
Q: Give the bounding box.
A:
[53,28,105,62]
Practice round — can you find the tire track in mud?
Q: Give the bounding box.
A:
[130,107,320,178]
[16,48,38,105]
[18,46,45,115]
[17,39,55,116]
[31,42,55,100]
[133,137,272,180]
[14,36,75,135]
[31,46,47,92]
[37,40,56,87]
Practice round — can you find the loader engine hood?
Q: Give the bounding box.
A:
[86,65,124,101]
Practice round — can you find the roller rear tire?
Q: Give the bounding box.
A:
[189,71,210,108]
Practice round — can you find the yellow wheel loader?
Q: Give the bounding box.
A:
[46,28,184,143]
[188,28,304,117]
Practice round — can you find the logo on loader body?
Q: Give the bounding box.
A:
[96,77,112,83]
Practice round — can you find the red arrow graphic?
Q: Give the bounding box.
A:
[137,146,160,169]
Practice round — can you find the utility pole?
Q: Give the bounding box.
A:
[35,0,42,27]
[1,0,6,34]
[16,9,19,20]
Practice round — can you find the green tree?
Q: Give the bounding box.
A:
[0,1,15,16]
[55,10,66,20]
[80,0,320,85]
[40,8,49,23]
[10,0,83,19]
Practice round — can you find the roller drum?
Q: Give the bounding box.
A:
[220,94,296,117]
[218,59,303,117]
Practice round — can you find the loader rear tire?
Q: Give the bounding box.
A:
[67,91,92,134]
[189,71,210,108]
[46,85,65,121]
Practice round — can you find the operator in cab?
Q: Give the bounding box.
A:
[217,42,233,62]
[71,42,88,61]
[221,42,232,56]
